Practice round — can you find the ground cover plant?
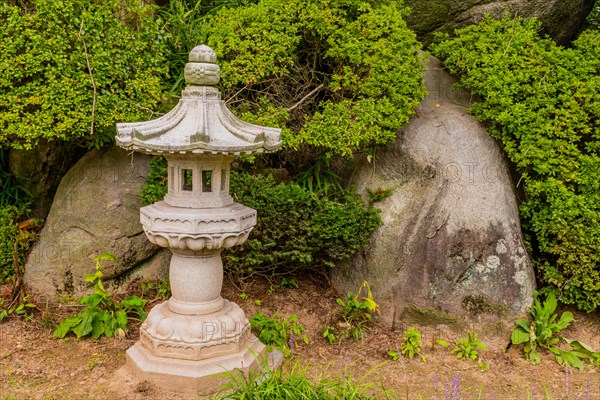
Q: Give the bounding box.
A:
[432,15,600,312]
[332,281,380,341]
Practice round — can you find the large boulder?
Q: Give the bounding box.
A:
[25,146,168,298]
[331,56,535,327]
[8,140,85,219]
[405,0,595,45]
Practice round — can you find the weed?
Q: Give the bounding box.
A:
[0,295,35,322]
[512,291,600,369]
[141,277,171,301]
[250,312,308,356]
[335,281,379,341]
[389,326,425,362]
[281,277,298,289]
[54,253,147,339]
[367,187,393,204]
[323,325,337,344]
[451,330,488,370]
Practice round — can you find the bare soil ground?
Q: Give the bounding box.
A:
[1,274,598,400]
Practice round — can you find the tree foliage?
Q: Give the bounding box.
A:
[203,0,426,158]
[0,0,169,150]
[432,16,600,312]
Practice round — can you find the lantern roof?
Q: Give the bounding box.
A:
[116,45,282,155]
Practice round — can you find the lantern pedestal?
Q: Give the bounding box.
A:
[126,335,277,394]
[123,200,281,392]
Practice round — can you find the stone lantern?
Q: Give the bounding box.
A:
[115,45,281,392]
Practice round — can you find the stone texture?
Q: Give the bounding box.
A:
[331,56,535,327]
[405,0,595,45]
[24,146,168,298]
[8,140,85,219]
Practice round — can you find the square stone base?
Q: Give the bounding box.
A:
[125,335,282,395]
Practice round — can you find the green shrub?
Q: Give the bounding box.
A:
[432,16,600,312]
[140,157,168,206]
[203,0,425,158]
[0,151,35,285]
[226,172,381,276]
[0,0,168,150]
[158,0,250,95]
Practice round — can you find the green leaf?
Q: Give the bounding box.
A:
[121,296,146,309]
[115,310,128,329]
[91,319,105,340]
[80,293,103,308]
[515,319,531,332]
[558,350,585,370]
[73,310,94,338]
[511,328,531,345]
[53,316,82,339]
[555,311,574,330]
[529,350,541,365]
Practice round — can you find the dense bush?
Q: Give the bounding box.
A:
[432,16,600,311]
[0,0,169,150]
[202,0,425,158]
[141,158,381,277]
[226,172,381,276]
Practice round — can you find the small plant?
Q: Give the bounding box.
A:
[322,325,337,344]
[336,281,379,341]
[389,326,425,362]
[511,291,600,369]
[367,187,393,204]
[250,312,308,356]
[280,277,298,289]
[452,330,487,369]
[54,253,147,339]
[141,277,171,301]
[0,295,36,323]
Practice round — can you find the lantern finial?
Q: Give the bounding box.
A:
[184,45,220,86]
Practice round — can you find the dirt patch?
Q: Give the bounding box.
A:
[1,275,598,399]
